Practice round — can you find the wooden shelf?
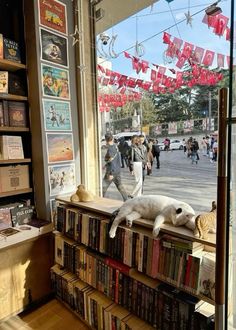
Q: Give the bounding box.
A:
[0,158,31,164]
[0,126,29,132]
[0,188,33,198]
[133,219,216,248]
[0,59,26,71]
[56,195,123,216]
[0,93,27,101]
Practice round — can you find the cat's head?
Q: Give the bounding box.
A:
[175,203,195,225]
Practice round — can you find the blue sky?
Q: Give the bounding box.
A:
[98,0,231,78]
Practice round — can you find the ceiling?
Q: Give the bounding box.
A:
[95,0,160,34]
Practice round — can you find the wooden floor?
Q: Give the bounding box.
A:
[0,299,89,330]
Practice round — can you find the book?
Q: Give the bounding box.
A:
[199,252,216,300]
[0,135,24,159]
[0,202,23,230]
[8,72,26,96]
[2,100,9,126]
[10,205,35,226]
[0,71,8,93]
[0,102,4,126]
[27,218,51,228]
[3,38,21,62]
[0,34,3,59]
[8,101,27,127]
[0,227,20,237]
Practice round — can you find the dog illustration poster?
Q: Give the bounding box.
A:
[43,99,72,131]
[48,163,76,196]
[40,28,68,67]
[38,0,67,35]
[41,64,70,99]
[46,133,74,163]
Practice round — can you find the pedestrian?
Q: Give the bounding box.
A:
[118,137,129,168]
[200,137,207,156]
[102,133,128,201]
[190,138,199,164]
[147,144,154,175]
[152,139,161,169]
[211,138,218,163]
[164,137,170,151]
[182,138,187,155]
[128,135,148,197]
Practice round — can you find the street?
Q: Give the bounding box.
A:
[103,149,217,213]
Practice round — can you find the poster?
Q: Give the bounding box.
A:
[46,132,74,163]
[40,28,68,67]
[48,163,76,196]
[43,99,72,131]
[168,122,177,135]
[41,64,70,99]
[38,0,67,35]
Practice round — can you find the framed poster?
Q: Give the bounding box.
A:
[40,28,68,67]
[41,64,70,99]
[46,132,74,163]
[42,99,72,131]
[38,0,67,35]
[48,163,76,196]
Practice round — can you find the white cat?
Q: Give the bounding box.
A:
[109,195,195,238]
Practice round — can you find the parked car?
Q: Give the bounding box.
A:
[158,139,184,151]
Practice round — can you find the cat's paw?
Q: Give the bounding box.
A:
[152,226,160,237]
[126,219,133,227]
[109,228,116,238]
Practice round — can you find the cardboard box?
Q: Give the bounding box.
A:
[0,165,30,193]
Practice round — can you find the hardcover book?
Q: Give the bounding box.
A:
[3,38,21,62]
[8,101,27,127]
[8,73,26,96]
[0,102,4,126]
[0,135,24,159]
[0,164,30,192]
[0,227,20,237]
[11,205,35,226]
[0,71,8,93]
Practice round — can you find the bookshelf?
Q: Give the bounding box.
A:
[0,158,31,164]
[53,196,216,329]
[0,126,29,132]
[0,59,26,71]
[0,188,33,198]
[0,94,28,101]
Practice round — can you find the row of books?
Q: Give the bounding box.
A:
[0,71,26,96]
[0,135,24,160]
[51,264,215,330]
[56,206,215,299]
[0,201,34,229]
[0,101,27,127]
[0,34,21,63]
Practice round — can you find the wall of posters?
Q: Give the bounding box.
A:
[40,28,68,67]
[41,64,70,99]
[42,99,72,131]
[38,0,67,35]
[48,163,76,196]
[46,132,74,163]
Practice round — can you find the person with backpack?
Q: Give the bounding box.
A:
[152,139,161,169]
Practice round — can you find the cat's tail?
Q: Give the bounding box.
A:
[194,215,202,238]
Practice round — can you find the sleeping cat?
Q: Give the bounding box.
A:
[194,201,217,239]
[109,195,196,238]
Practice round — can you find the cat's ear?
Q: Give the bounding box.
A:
[176,208,182,214]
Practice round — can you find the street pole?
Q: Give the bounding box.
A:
[209,91,212,133]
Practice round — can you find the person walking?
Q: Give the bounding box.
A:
[102,133,128,201]
[118,137,129,168]
[128,135,147,197]
[152,139,161,169]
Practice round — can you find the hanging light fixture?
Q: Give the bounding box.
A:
[205,1,222,16]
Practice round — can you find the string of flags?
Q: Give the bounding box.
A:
[202,12,230,41]
[163,32,230,69]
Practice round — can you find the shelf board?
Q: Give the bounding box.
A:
[0,158,31,164]
[0,188,33,198]
[56,195,123,216]
[0,126,29,132]
[0,59,26,71]
[0,93,27,101]
[133,219,216,248]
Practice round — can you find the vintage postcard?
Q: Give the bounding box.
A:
[46,132,74,163]
[38,0,67,35]
[42,99,72,131]
[48,163,76,196]
[40,28,68,67]
[41,64,70,99]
